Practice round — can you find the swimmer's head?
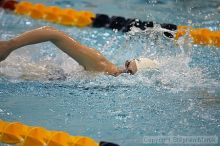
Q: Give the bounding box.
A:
[124,59,138,75]
[122,58,158,75]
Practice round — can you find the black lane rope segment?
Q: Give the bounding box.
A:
[92,13,177,38]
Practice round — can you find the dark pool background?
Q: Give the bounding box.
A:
[0,0,220,146]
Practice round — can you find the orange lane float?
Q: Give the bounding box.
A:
[14,1,95,27]
[0,120,99,146]
[0,0,220,47]
[175,26,220,47]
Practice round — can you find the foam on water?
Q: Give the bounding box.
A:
[0,23,219,93]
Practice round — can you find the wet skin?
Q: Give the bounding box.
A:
[0,26,137,76]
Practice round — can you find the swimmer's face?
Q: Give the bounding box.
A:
[124,59,138,75]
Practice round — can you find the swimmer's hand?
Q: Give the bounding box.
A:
[0,41,11,62]
[111,68,127,77]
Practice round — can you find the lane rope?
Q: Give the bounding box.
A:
[0,0,219,48]
[175,26,220,47]
[0,120,119,146]
[14,1,95,27]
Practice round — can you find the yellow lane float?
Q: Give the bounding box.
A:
[175,26,220,47]
[1,0,220,47]
[14,1,95,27]
[0,120,99,146]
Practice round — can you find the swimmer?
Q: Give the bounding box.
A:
[0,26,158,76]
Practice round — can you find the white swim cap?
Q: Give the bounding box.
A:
[134,58,158,70]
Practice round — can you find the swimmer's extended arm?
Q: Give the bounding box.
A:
[0,26,121,76]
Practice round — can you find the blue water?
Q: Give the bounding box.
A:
[0,0,220,146]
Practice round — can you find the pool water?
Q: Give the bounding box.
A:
[0,0,220,146]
